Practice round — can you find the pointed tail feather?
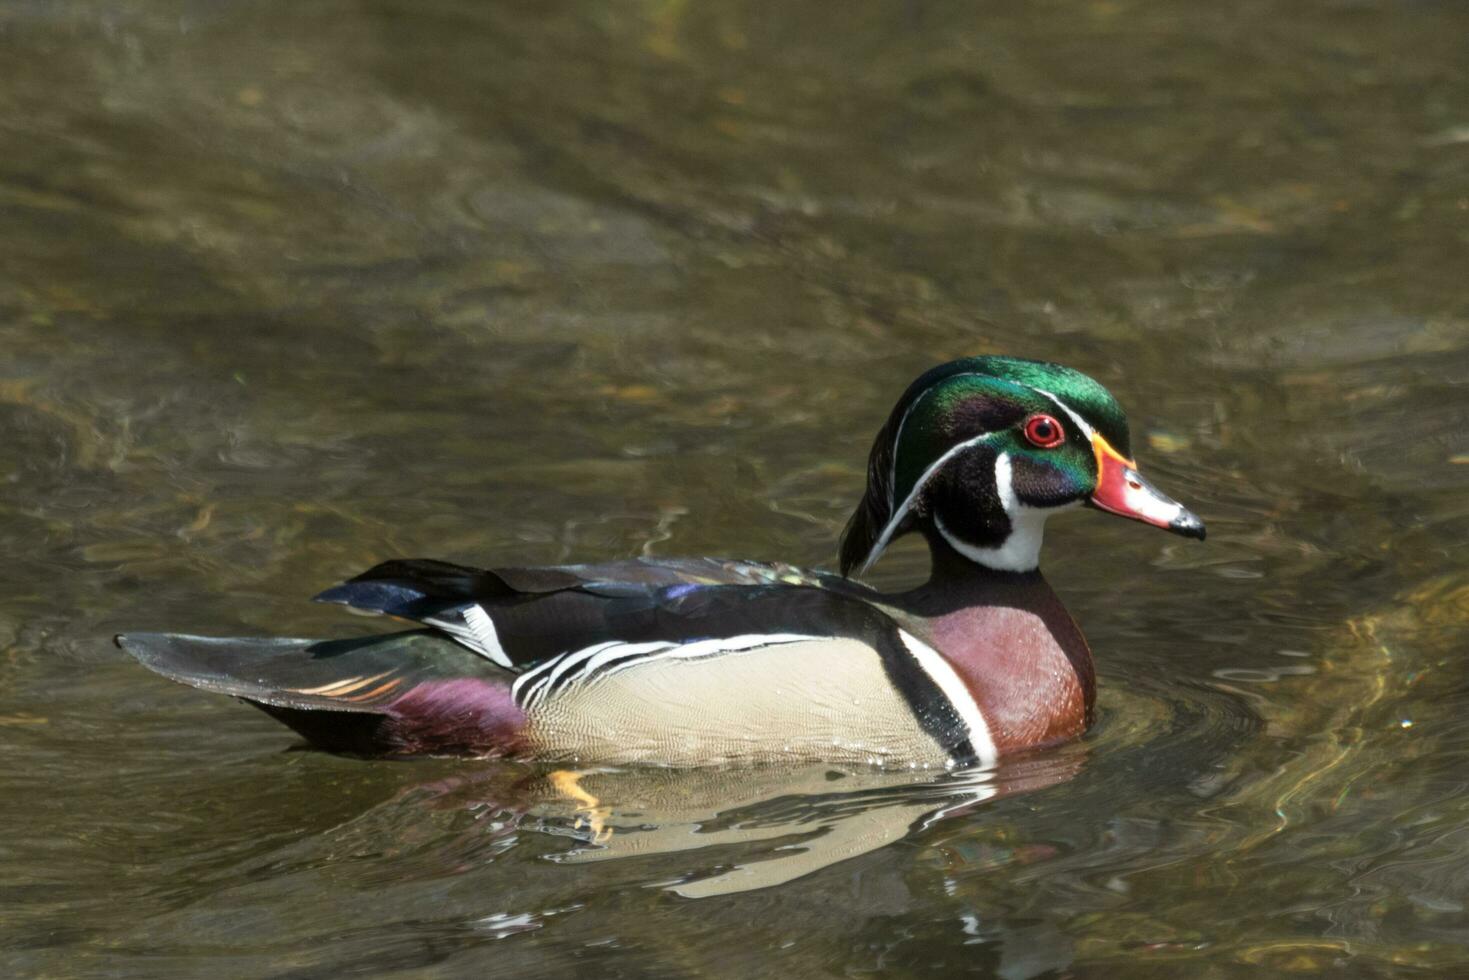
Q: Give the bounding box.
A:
[116,631,527,757]
[117,632,430,710]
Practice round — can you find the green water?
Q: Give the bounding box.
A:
[4,1,1469,975]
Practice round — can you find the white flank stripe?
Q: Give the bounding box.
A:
[858,430,1000,575]
[519,640,620,687]
[511,671,554,710]
[511,633,818,709]
[897,630,998,767]
[514,640,625,707]
[532,638,677,706]
[591,633,813,683]
[462,604,513,669]
[573,639,676,681]
[543,639,646,690]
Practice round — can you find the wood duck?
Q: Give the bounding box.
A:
[118,356,1204,768]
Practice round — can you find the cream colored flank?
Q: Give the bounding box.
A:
[524,638,953,767]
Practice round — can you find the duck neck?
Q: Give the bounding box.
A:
[898,529,1050,616]
[892,528,1097,754]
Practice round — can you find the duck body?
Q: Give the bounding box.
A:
[119,356,1202,768]
[121,550,1090,767]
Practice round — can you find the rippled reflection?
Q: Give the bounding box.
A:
[372,756,1082,899]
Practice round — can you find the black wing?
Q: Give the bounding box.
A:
[313,557,885,671]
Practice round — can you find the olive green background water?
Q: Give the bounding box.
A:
[4,1,1469,976]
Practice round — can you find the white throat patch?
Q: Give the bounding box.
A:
[933,452,1061,573]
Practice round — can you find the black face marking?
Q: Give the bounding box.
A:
[923,446,1011,551]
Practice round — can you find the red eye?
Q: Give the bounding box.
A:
[1023,414,1065,448]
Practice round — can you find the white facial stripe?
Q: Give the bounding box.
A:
[887,404,918,520]
[887,372,991,521]
[993,451,1018,514]
[859,430,1000,575]
[897,630,998,768]
[1031,387,1097,443]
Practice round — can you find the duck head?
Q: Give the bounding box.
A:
[840,356,1205,576]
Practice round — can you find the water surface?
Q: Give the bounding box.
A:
[4,1,1469,976]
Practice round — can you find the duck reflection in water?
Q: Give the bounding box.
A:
[373,752,1082,899]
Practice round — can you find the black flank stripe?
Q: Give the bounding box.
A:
[516,669,559,709]
[543,647,652,698]
[872,628,978,765]
[576,648,677,686]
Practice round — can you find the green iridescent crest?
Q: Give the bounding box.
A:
[920,357,1130,453]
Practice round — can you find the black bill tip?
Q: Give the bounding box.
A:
[1169,509,1207,541]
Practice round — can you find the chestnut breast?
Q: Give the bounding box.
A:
[925,589,1095,755]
